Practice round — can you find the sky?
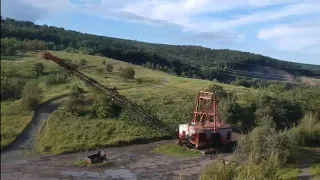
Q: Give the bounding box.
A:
[1,0,320,65]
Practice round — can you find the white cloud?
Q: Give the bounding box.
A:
[2,0,320,53]
[258,17,320,54]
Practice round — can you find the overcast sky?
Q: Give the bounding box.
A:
[2,0,320,65]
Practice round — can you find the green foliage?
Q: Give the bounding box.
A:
[200,157,236,180]
[231,77,251,88]
[253,94,303,129]
[1,77,25,100]
[61,85,85,115]
[206,84,228,99]
[34,62,45,77]
[65,47,77,53]
[218,93,241,124]
[102,59,106,64]
[202,119,299,180]
[91,95,122,118]
[5,47,16,55]
[2,17,319,81]
[105,64,113,72]
[44,73,68,86]
[120,67,135,79]
[97,68,104,74]
[79,59,87,66]
[20,81,42,111]
[287,112,320,146]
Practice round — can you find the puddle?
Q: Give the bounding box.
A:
[60,169,137,179]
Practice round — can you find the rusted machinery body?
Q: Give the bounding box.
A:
[178,91,233,150]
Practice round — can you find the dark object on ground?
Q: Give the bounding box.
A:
[85,149,106,164]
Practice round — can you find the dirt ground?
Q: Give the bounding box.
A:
[1,140,232,180]
[1,95,232,180]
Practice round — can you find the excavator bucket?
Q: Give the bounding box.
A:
[85,149,107,164]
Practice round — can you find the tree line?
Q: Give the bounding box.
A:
[1,17,320,82]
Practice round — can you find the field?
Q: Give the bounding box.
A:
[1,51,257,153]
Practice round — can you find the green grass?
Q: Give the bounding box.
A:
[0,101,33,149]
[152,143,201,157]
[1,51,257,153]
[311,164,320,179]
[277,168,301,180]
[279,147,320,180]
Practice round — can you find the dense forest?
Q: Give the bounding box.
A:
[1,17,320,82]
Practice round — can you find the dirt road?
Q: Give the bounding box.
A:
[1,94,232,180]
[1,140,232,180]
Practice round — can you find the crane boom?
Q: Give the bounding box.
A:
[43,52,177,139]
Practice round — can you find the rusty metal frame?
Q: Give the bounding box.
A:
[192,91,220,131]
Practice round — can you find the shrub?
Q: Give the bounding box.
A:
[1,77,25,100]
[61,85,86,115]
[44,73,68,86]
[65,47,77,53]
[205,84,228,99]
[79,59,87,66]
[120,67,135,80]
[287,112,320,146]
[97,68,104,74]
[34,62,45,77]
[106,64,113,72]
[200,157,236,180]
[102,60,106,64]
[20,82,42,111]
[5,47,16,56]
[91,95,122,118]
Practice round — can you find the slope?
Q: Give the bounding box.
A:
[1,17,320,82]
[1,51,257,153]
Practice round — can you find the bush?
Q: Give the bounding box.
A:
[20,82,42,111]
[97,68,104,74]
[287,112,320,146]
[200,157,236,180]
[91,95,122,118]
[61,85,86,115]
[253,94,303,130]
[120,67,135,79]
[205,84,228,99]
[202,119,296,180]
[34,62,45,77]
[65,47,77,53]
[106,64,113,72]
[44,73,68,86]
[102,60,106,64]
[79,59,87,66]
[1,77,25,100]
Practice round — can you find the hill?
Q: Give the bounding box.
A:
[1,51,319,154]
[1,17,320,82]
[0,51,256,153]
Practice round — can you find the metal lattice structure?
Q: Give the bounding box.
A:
[43,52,177,139]
[192,91,220,130]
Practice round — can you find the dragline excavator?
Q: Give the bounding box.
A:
[43,52,236,151]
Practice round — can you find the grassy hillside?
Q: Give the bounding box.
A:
[1,51,257,152]
[1,17,320,82]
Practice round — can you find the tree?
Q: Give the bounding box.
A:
[20,81,42,111]
[106,64,114,72]
[91,95,122,118]
[206,84,228,99]
[34,63,45,77]
[120,67,135,79]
